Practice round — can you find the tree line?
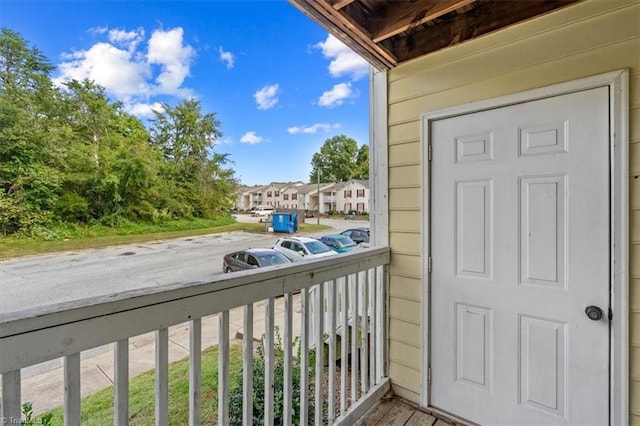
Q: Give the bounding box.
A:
[0,28,237,237]
[0,28,370,238]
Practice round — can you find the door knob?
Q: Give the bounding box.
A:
[585,306,603,321]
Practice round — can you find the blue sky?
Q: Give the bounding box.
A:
[0,0,371,186]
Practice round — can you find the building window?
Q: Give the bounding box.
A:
[283,194,289,200]
[267,191,272,197]
[344,190,352,198]
[344,203,352,212]
[357,189,365,198]
[275,191,280,197]
[292,193,298,200]
[357,202,365,212]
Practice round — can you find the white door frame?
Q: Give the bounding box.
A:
[420,70,629,425]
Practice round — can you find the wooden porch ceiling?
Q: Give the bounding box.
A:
[289,0,581,69]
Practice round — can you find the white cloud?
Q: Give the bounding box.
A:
[88,26,108,36]
[125,101,164,117]
[147,27,195,97]
[317,83,355,108]
[254,84,279,110]
[219,46,234,69]
[240,131,266,144]
[56,42,151,99]
[217,137,233,145]
[287,123,341,134]
[315,34,369,81]
[108,28,144,51]
[55,26,196,118]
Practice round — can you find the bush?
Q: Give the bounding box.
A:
[228,330,316,425]
[53,192,90,222]
[22,402,52,426]
[0,192,53,237]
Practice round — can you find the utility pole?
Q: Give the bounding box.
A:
[317,169,320,226]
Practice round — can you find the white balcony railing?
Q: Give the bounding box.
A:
[0,247,390,425]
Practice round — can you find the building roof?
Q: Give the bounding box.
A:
[239,180,369,194]
[296,183,337,194]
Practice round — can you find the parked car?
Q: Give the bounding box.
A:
[340,227,370,244]
[319,234,358,253]
[222,248,291,273]
[251,206,275,217]
[272,236,335,261]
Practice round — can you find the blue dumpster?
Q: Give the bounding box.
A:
[272,213,297,233]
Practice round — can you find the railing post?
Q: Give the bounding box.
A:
[114,339,129,426]
[155,328,169,426]
[350,273,359,404]
[64,353,81,426]
[243,304,254,426]
[300,287,310,425]
[264,298,275,425]
[283,294,293,426]
[377,264,388,381]
[189,319,201,426]
[327,280,337,423]
[315,282,324,426]
[340,277,349,414]
[369,268,377,386]
[218,311,229,425]
[1,370,21,423]
[360,271,369,394]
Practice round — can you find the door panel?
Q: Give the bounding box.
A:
[430,87,609,425]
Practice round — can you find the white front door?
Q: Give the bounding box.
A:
[429,87,610,425]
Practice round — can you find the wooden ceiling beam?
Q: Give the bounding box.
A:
[382,0,580,63]
[288,0,396,69]
[313,0,399,66]
[371,0,476,43]
[331,0,356,10]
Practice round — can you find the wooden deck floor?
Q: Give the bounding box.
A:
[355,394,453,426]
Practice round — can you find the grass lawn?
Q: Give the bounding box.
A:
[0,218,330,260]
[41,345,243,426]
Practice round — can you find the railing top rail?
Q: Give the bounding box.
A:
[0,247,390,373]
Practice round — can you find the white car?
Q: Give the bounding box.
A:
[272,236,336,262]
[251,206,274,217]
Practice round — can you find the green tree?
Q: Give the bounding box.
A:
[57,79,161,224]
[354,143,369,179]
[308,134,368,182]
[149,99,238,218]
[0,27,61,235]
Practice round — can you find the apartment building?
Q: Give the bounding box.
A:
[234,180,370,213]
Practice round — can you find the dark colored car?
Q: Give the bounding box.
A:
[340,227,370,244]
[222,248,292,273]
[319,234,358,253]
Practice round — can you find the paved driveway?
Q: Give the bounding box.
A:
[0,217,369,314]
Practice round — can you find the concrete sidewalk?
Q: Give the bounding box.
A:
[20,294,305,415]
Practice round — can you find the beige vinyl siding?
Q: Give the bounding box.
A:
[389,275,422,301]
[389,165,421,189]
[389,210,421,233]
[385,0,640,415]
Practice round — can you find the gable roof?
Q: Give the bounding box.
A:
[296,183,337,194]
